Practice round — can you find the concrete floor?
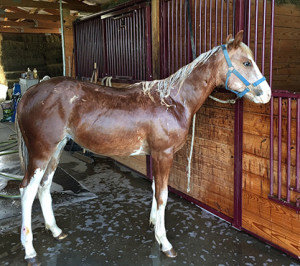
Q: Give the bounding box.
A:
[0,122,299,266]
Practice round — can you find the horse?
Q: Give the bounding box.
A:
[16,31,271,265]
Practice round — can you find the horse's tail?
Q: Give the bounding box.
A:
[15,113,28,172]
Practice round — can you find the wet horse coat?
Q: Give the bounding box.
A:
[16,32,271,264]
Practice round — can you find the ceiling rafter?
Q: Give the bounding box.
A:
[0,0,103,34]
[0,12,61,21]
[0,20,61,29]
[0,0,102,12]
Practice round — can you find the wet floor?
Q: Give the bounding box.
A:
[0,152,299,266]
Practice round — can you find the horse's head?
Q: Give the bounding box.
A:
[220,30,271,104]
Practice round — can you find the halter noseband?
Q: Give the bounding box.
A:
[221,44,266,98]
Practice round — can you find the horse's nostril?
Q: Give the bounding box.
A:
[255,89,263,97]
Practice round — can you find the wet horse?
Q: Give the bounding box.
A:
[16,31,271,265]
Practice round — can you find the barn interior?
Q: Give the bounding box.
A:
[0,0,300,264]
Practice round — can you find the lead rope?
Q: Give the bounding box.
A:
[186,0,196,193]
[209,95,237,104]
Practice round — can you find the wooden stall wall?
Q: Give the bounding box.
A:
[242,98,300,257]
[272,3,300,92]
[169,93,235,218]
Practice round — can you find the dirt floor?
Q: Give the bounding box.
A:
[0,122,299,266]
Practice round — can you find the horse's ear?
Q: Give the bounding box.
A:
[226,34,232,44]
[233,30,244,48]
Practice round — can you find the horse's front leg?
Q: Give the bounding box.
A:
[151,150,177,258]
[149,180,157,227]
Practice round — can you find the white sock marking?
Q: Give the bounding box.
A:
[149,180,157,225]
[20,168,45,259]
[154,190,173,252]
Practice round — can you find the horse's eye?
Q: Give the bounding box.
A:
[243,61,252,67]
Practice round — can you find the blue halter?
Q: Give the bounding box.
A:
[221,44,266,98]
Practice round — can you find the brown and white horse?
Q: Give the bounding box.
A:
[16,31,271,265]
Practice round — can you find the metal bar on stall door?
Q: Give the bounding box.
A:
[204,0,207,52]
[176,0,179,70]
[287,98,292,203]
[146,4,152,81]
[209,0,212,50]
[168,2,171,73]
[232,0,236,35]
[126,17,129,77]
[120,19,124,76]
[129,15,133,78]
[254,0,258,62]
[184,0,187,64]
[163,0,169,77]
[106,21,110,76]
[269,0,275,88]
[59,0,66,76]
[215,0,218,46]
[140,9,144,79]
[278,97,282,200]
[220,0,224,43]
[226,0,229,37]
[113,20,117,77]
[247,0,251,46]
[179,0,182,68]
[171,0,174,74]
[137,9,144,80]
[195,0,197,56]
[297,99,300,190]
[117,19,120,77]
[262,0,267,75]
[270,96,274,196]
[102,20,107,77]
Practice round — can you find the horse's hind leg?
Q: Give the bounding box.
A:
[38,139,67,240]
[151,151,177,258]
[20,161,48,264]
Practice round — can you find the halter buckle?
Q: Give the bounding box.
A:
[247,83,256,91]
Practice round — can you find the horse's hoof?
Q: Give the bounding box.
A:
[149,221,155,231]
[26,256,41,266]
[55,232,68,241]
[163,247,177,258]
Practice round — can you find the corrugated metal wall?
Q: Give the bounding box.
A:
[103,8,147,81]
[74,2,152,82]
[74,17,104,79]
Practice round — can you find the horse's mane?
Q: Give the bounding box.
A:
[136,45,220,106]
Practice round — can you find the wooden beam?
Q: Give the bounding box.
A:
[4,7,29,14]
[0,20,61,29]
[0,0,102,12]
[0,26,60,34]
[0,12,61,21]
[43,9,60,15]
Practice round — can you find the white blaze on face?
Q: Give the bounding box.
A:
[249,58,271,104]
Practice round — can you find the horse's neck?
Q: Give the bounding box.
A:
[171,48,223,117]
